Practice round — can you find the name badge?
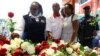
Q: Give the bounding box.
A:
[41,20,45,23]
[87,19,91,22]
[35,18,39,22]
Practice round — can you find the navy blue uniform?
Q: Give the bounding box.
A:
[23,14,46,43]
[78,15,99,48]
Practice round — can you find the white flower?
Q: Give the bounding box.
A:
[41,48,55,56]
[51,42,58,48]
[53,51,65,56]
[11,43,20,49]
[98,48,100,54]
[27,45,35,55]
[11,38,24,45]
[80,51,85,56]
[66,47,73,54]
[92,50,98,54]
[10,44,17,50]
[10,40,15,44]
[10,44,19,52]
[21,41,31,52]
[70,52,78,56]
[6,52,11,56]
[46,48,55,56]
[10,38,24,49]
[40,50,46,55]
[31,55,37,56]
[36,43,41,46]
[59,40,65,45]
[84,46,91,52]
[71,42,81,50]
[79,55,82,56]
[2,44,11,51]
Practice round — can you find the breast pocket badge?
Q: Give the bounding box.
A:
[87,19,91,22]
[41,20,45,23]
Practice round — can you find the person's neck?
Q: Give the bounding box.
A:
[84,14,91,20]
[53,12,59,14]
[30,12,39,17]
[32,14,38,16]
[85,14,90,17]
[53,12,60,18]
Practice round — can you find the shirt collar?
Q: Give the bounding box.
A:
[53,12,60,18]
[29,13,42,19]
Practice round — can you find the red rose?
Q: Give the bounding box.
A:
[14,48,23,55]
[40,52,46,56]
[35,41,50,54]
[11,48,23,56]
[51,47,58,52]
[23,52,29,56]
[54,39,60,44]
[58,44,65,49]
[8,12,14,18]
[0,41,4,45]
[35,45,41,54]
[0,48,7,56]
[2,37,10,44]
[11,53,17,56]
[41,41,50,48]
[41,41,49,46]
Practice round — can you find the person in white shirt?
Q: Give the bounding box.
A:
[46,3,63,40]
[61,4,79,44]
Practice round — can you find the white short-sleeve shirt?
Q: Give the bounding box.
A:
[46,16,63,39]
[61,14,78,42]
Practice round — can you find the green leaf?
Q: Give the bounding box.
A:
[90,52,96,56]
[80,45,84,51]
[60,47,67,55]
[12,22,16,25]
[80,51,85,56]
[48,40,52,44]
[10,28,14,33]
[0,37,2,40]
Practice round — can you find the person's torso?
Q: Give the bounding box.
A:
[61,15,74,42]
[23,15,46,38]
[80,16,96,37]
[50,16,63,39]
[62,15,73,34]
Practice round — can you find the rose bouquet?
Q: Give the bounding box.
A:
[0,37,99,56]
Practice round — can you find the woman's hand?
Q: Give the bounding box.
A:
[66,41,73,47]
[47,31,53,41]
